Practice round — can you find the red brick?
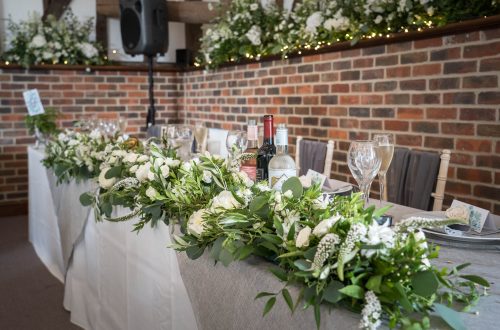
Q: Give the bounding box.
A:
[429,78,459,90]
[412,121,439,133]
[464,41,500,58]
[442,123,475,135]
[478,92,500,104]
[386,66,411,78]
[443,92,476,104]
[412,63,441,76]
[353,58,373,68]
[451,154,474,166]
[339,95,359,105]
[397,107,423,119]
[351,82,372,92]
[479,58,500,72]
[444,61,477,74]
[400,79,426,90]
[331,84,349,93]
[456,139,492,152]
[446,181,471,195]
[476,155,500,168]
[463,75,498,88]
[339,118,359,128]
[459,108,496,121]
[424,136,454,149]
[474,185,500,201]
[396,134,422,146]
[360,95,383,104]
[385,94,410,105]
[414,37,443,49]
[457,168,492,183]
[477,124,500,137]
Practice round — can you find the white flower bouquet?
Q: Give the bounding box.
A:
[2,10,105,67]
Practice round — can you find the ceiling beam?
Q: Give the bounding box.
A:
[42,0,73,20]
[96,0,223,24]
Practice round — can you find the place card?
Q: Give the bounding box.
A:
[450,199,491,233]
[23,89,45,116]
[305,169,327,189]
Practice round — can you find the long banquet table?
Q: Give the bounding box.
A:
[28,145,500,329]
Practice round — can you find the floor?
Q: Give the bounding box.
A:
[0,215,81,330]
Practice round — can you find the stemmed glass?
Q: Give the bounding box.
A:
[347,141,382,205]
[373,134,394,205]
[165,124,193,161]
[193,121,208,154]
[226,130,248,164]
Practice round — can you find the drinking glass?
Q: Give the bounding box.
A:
[193,121,208,154]
[347,141,382,205]
[226,130,248,161]
[373,134,394,204]
[165,124,193,161]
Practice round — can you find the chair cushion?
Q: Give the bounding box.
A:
[298,139,327,176]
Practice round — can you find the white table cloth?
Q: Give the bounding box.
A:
[28,146,198,330]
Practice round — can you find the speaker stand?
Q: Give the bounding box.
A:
[146,55,156,128]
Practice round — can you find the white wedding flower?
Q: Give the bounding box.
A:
[360,291,382,330]
[237,171,254,187]
[296,226,312,248]
[112,150,127,158]
[164,157,181,167]
[255,182,271,192]
[312,195,329,210]
[250,3,259,11]
[68,139,79,147]
[153,157,165,169]
[187,209,208,237]
[299,175,312,188]
[57,132,68,142]
[129,164,138,173]
[98,168,117,189]
[427,6,435,16]
[211,190,241,210]
[79,42,98,58]
[89,129,102,140]
[30,35,46,48]
[181,161,193,172]
[245,25,262,46]
[135,162,152,182]
[202,170,213,183]
[160,165,170,177]
[137,155,149,163]
[42,51,53,60]
[124,152,139,163]
[147,169,156,181]
[360,221,395,258]
[145,186,159,200]
[305,12,323,34]
[283,190,293,199]
[313,214,341,237]
[374,15,383,25]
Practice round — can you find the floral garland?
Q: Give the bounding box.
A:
[2,10,105,67]
[43,131,489,329]
[197,0,500,68]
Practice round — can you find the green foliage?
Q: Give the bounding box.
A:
[25,107,59,136]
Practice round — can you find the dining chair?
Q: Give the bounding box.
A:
[206,128,229,158]
[385,148,451,211]
[295,136,335,177]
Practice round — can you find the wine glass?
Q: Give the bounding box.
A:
[226,130,248,162]
[193,121,208,154]
[373,134,394,205]
[347,141,382,205]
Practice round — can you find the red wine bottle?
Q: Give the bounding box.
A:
[256,115,276,182]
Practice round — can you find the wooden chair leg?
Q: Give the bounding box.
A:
[323,140,334,178]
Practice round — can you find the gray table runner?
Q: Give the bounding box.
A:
[47,170,96,272]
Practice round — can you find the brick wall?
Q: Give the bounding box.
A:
[0,68,181,214]
[1,25,499,216]
[181,27,500,214]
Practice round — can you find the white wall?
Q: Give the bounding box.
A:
[0,0,184,63]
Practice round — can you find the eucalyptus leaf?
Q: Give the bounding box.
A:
[366,275,382,293]
[459,275,490,287]
[273,217,284,238]
[235,245,254,260]
[323,280,344,303]
[219,248,234,266]
[278,250,304,259]
[412,270,439,297]
[79,192,94,206]
[282,177,303,198]
[105,165,122,179]
[395,282,413,312]
[250,195,268,213]
[293,259,312,271]
[338,285,364,299]
[186,245,205,260]
[210,237,224,260]
[434,303,466,330]
[269,267,287,282]
[255,292,275,300]
[262,233,283,245]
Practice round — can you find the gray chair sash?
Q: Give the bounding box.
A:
[299,139,327,176]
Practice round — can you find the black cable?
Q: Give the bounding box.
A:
[146,55,156,127]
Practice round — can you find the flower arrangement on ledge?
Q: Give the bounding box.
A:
[1,10,106,68]
[197,0,500,68]
[43,130,490,330]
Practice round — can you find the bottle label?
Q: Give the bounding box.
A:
[247,126,258,141]
[269,169,297,191]
[275,129,288,146]
[240,165,256,181]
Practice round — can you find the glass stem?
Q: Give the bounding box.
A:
[378,172,386,205]
[359,182,371,206]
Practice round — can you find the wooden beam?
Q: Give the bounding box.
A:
[97,0,221,24]
[42,0,72,20]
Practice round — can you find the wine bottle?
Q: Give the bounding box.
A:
[256,115,276,182]
[240,119,258,181]
[268,124,297,190]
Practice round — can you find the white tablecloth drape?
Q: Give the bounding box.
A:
[28,146,198,330]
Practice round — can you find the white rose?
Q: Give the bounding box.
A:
[188,209,208,237]
[312,215,341,237]
[89,129,102,140]
[181,161,192,172]
[211,190,241,210]
[202,170,213,183]
[374,15,383,24]
[427,6,435,16]
[245,25,262,46]
[124,153,139,163]
[98,168,117,189]
[137,155,149,163]
[129,164,138,173]
[283,190,293,199]
[135,163,151,182]
[296,226,312,248]
[250,3,259,10]
[79,42,98,58]
[145,186,159,200]
[305,12,323,34]
[312,195,329,210]
[147,169,156,181]
[414,230,428,251]
[153,157,165,169]
[160,164,170,177]
[30,34,46,48]
[238,171,254,187]
[164,158,181,167]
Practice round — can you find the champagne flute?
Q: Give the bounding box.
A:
[193,121,208,154]
[373,134,394,204]
[226,130,248,164]
[347,141,381,205]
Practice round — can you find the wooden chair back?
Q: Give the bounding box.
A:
[295,136,335,178]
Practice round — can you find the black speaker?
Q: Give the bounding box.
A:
[119,0,168,56]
